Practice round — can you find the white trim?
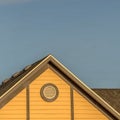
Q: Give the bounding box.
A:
[50,55,120,117]
[0,54,119,118]
[0,55,51,99]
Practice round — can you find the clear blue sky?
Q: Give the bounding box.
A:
[0,0,120,88]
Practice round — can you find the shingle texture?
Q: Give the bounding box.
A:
[93,89,120,114]
[0,55,48,96]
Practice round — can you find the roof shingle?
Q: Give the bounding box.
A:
[93,89,120,114]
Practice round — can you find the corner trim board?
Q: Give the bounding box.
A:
[71,87,74,120]
[26,86,30,120]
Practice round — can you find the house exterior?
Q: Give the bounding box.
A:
[0,55,120,120]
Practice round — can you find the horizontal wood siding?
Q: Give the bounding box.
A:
[0,89,26,120]
[74,90,108,120]
[30,68,71,120]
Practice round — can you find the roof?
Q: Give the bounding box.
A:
[0,55,49,96]
[93,89,120,114]
[0,55,120,120]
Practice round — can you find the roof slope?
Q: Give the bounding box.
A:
[0,55,49,96]
[0,55,120,120]
[93,89,120,114]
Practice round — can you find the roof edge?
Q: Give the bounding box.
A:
[49,55,120,119]
[0,55,51,99]
[0,54,119,119]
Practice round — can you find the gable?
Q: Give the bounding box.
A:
[0,68,108,120]
[0,55,120,120]
[29,68,71,119]
[32,68,108,120]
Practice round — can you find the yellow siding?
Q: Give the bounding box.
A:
[0,68,111,120]
[30,68,71,120]
[0,89,26,120]
[74,90,108,120]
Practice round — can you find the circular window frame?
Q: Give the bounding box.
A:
[40,83,59,102]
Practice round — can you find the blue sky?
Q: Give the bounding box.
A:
[0,0,120,88]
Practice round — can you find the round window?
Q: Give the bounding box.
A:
[40,83,59,102]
